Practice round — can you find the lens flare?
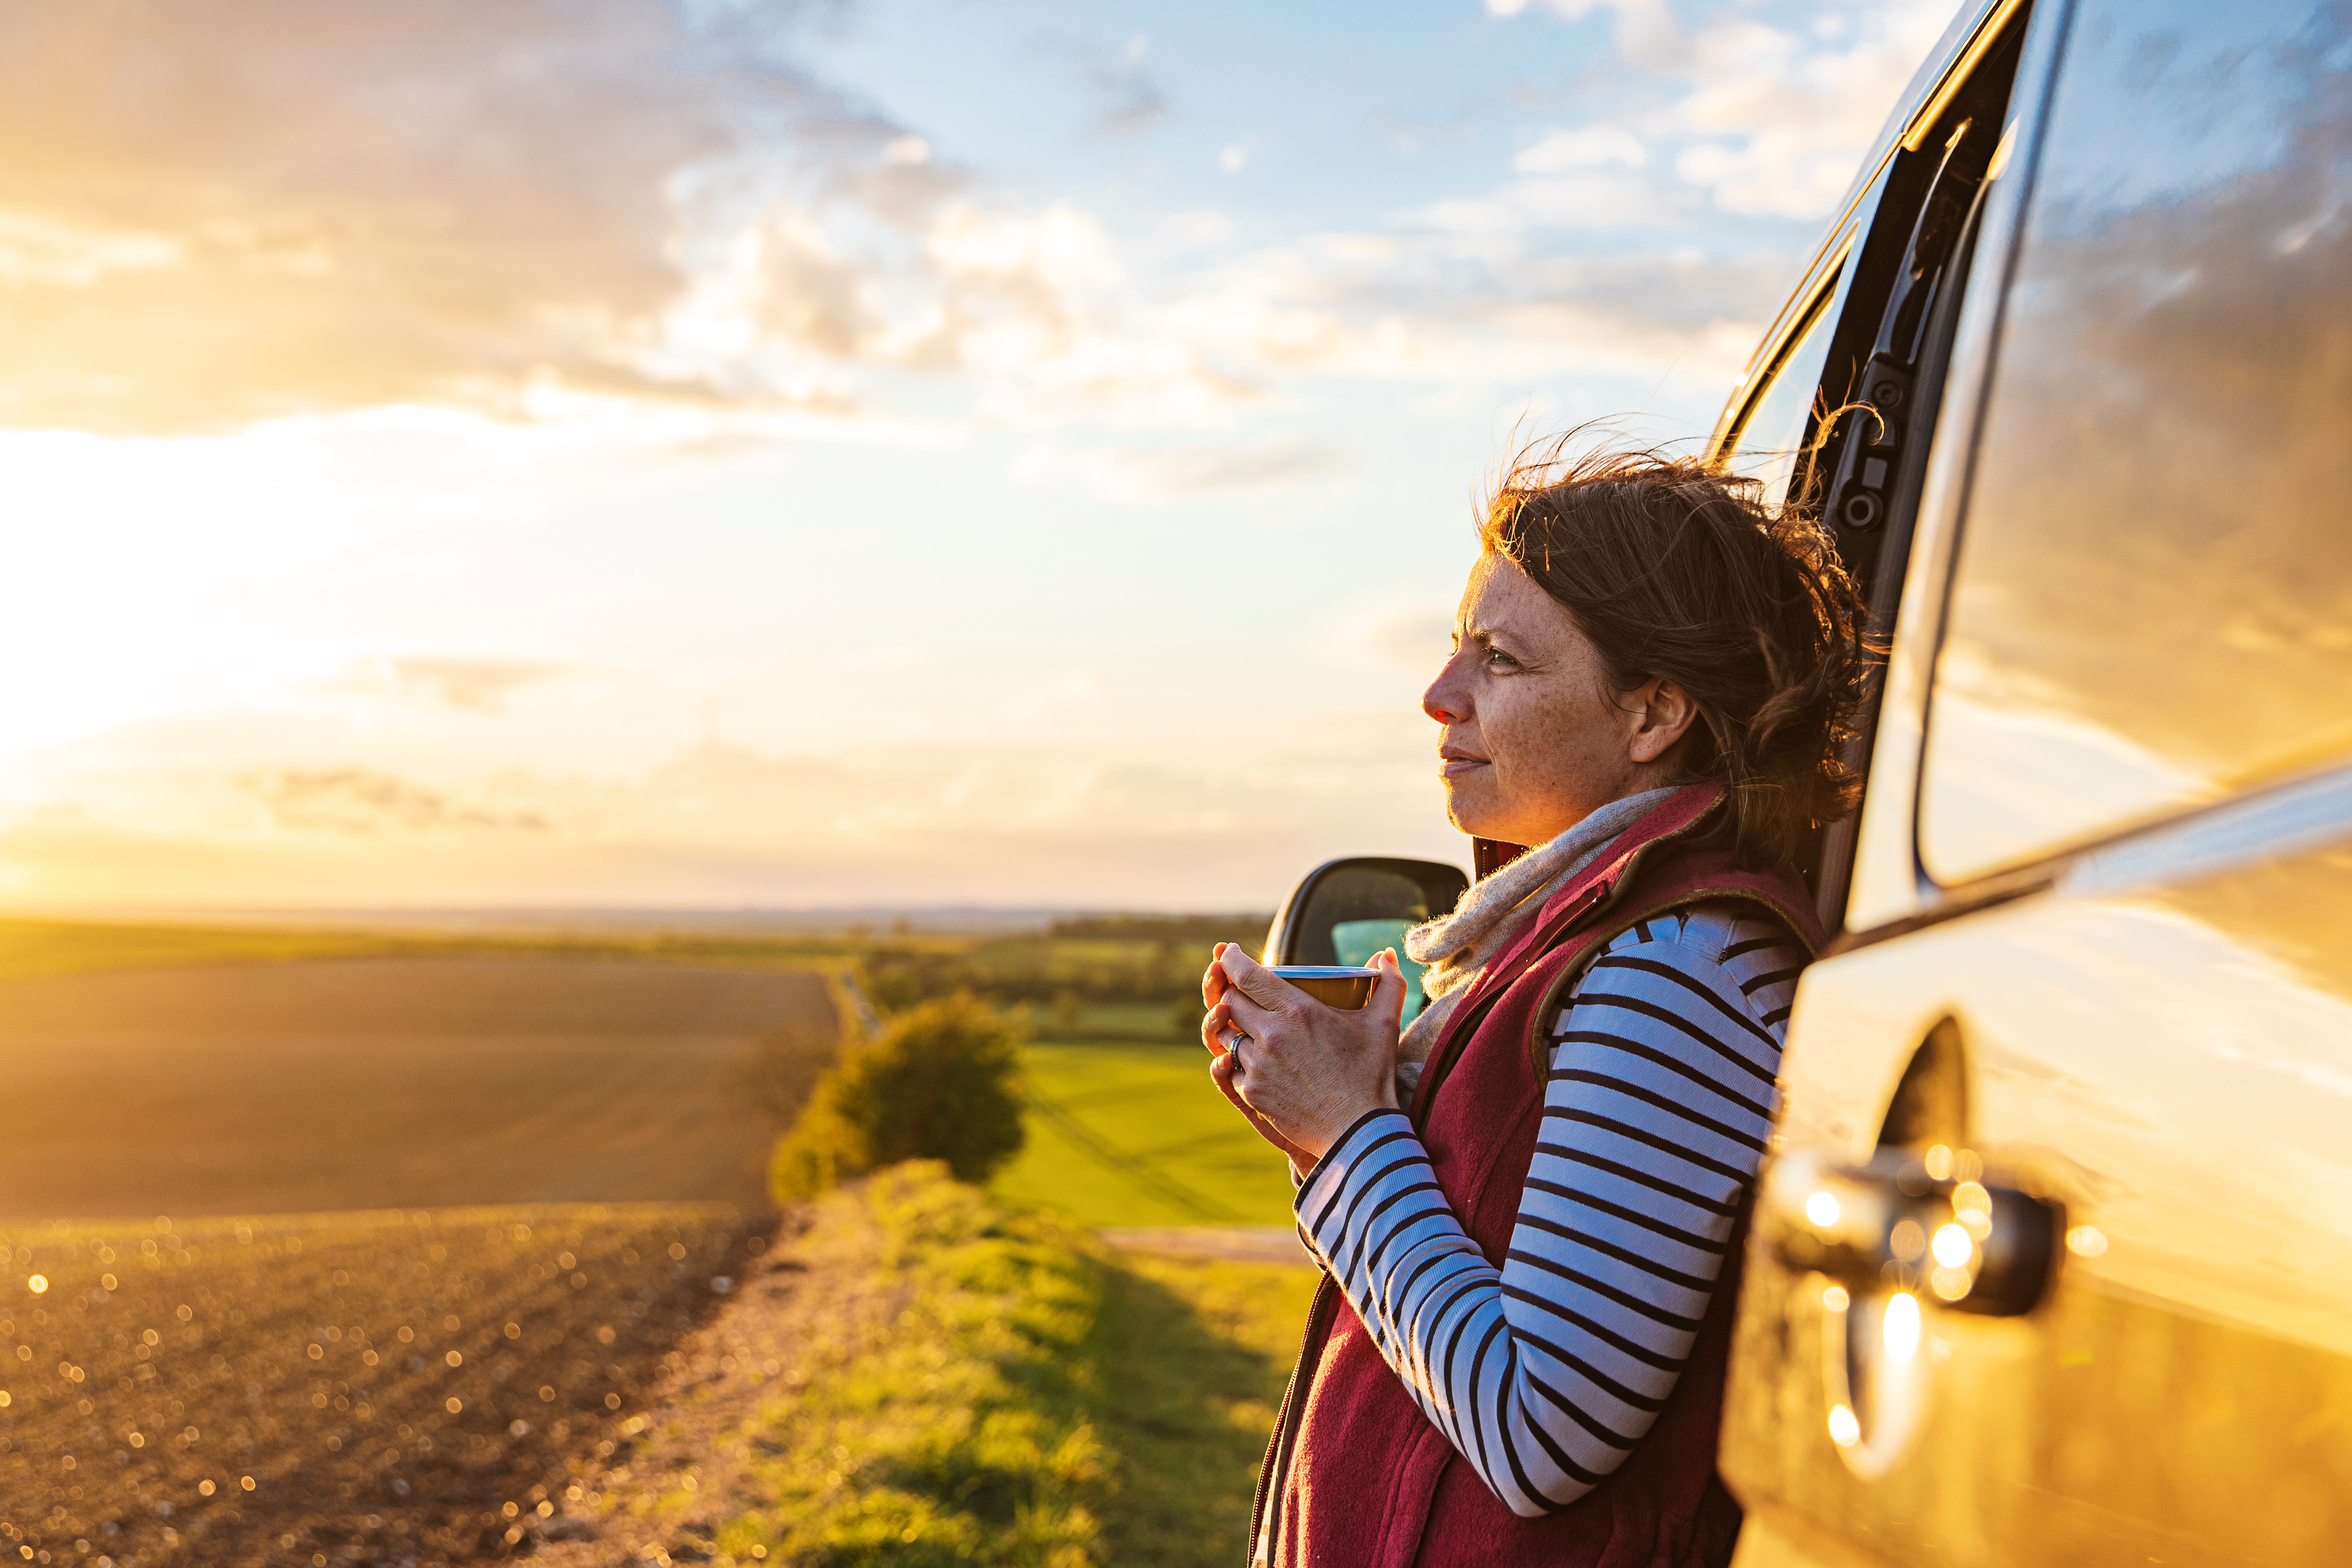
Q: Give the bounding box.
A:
[1881,1291,1921,1363]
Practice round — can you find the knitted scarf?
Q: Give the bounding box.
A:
[1395,786,1680,1102]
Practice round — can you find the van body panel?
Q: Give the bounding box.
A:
[1719,0,2352,1561]
[1724,793,2352,1564]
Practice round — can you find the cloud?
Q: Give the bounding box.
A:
[1659,3,1958,219]
[310,658,568,715]
[0,0,1951,450]
[390,660,567,715]
[1515,127,1650,173]
[1054,34,1171,137]
[3,720,1462,907]
[241,769,549,835]
[1406,172,1695,245]
[0,0,910,431]
[1014,438,1347,501]
[1489,0,1957,220]
[0,210,184,288]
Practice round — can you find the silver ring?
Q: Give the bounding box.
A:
[1223,1026,1248,1067]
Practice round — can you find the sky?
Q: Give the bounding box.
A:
[0,0,1960,912]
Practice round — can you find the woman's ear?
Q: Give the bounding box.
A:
[1627,678,1698,764]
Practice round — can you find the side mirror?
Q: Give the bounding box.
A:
[1262,857,1470,1022]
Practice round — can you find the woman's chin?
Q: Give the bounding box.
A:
[1441,786,1512,842]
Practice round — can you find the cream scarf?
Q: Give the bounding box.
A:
[1395,786,1681,1103]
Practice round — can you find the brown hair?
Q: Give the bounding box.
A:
[1479,441,1867,868]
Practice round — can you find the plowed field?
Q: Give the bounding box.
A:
[0,954,838,1565]
[0,958,834,1216]
[0,1205,764,1565]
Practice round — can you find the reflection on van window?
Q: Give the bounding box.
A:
[1722,269,1842,510]
[1920,0,2352,882]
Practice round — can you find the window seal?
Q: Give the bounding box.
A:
[1709,230,1855,465]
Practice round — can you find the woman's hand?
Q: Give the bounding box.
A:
[1200,943,1407,1168]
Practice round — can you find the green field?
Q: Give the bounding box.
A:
[991,1039,1300,1229]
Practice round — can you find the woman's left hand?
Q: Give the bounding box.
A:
[1204,945,1408,1166]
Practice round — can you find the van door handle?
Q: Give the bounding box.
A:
[1758,1148,2063,1316]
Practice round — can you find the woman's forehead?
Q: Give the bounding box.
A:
[1458,554,1560,631]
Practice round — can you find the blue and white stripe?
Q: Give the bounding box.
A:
[1295,903,1799,1518]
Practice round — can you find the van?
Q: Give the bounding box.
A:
[1265,0,2352,1560]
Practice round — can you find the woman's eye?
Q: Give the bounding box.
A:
[1484,647,1519,670]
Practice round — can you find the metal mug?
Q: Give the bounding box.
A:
[1267,964,1378,1009]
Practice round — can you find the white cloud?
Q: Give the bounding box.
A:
[0,720,1462,908]
[1663,3,1958,219]
[1492,0,1959,221]
[0,210,185,289]
[1012,438,1346,502]
[1408,172,1694,248]
[1515,127,1650,173]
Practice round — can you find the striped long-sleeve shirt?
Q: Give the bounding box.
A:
[1294,902,1801,1518]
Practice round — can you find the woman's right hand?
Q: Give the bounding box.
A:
[1200,943,1318,1176]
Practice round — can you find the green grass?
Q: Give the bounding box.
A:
[1089,1252,1319,1566]
[991,1040,1299,1229]
[666,1165,1314,1568]
[1031,999,1194,1044]
[712,1168,1107,1566]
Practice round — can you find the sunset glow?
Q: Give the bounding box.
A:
[0,0,1953,910]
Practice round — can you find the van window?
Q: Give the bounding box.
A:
[1917,0,2352,884]
[1720,268,1842,511]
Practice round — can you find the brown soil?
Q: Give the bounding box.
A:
[0,1205,771,1567]
[0,958,835,1217]
[0,954,844,1565]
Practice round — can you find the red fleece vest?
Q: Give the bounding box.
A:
[1252,784,1823,1568]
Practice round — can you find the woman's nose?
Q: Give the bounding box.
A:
[1423,656,1468,725]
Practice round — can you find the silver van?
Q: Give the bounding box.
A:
[1272,0,2352,1559]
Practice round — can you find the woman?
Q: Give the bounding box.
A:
[1202,447,1865,1568]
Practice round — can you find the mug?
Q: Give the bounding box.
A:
[1269,965,1378,1009]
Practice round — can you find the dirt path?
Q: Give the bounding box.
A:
[0,958,836,1217]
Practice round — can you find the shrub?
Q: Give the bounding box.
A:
[772,994,1027,1201]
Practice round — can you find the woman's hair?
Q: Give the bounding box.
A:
[1479,440,1868,869]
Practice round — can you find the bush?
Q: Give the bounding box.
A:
[772,994,1027,1201]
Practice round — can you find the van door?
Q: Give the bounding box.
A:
[1721,0,2352,1563]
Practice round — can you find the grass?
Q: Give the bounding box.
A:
[991,1041,1299,1230]
[1088,1252,1318,1566]
[1029,1000,1193,1045]
[624,1166,1315,1568]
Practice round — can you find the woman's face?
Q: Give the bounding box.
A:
[1422,553,1695,847]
